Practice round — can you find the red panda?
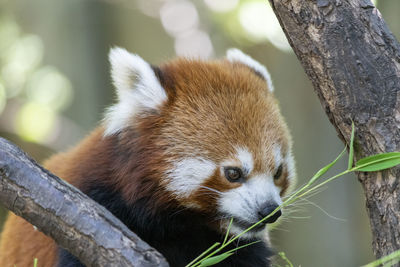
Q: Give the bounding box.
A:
[0,48,295,267]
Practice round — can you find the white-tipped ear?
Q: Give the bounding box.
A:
[104,47,167,136]
[226,48,274,92]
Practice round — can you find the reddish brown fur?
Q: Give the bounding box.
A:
[0,58,292,266]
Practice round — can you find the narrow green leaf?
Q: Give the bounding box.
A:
[225,240,260,254]
[354,152,400,172]
[185,242,220,267]
[356,152,400,166]
[307,147,346,186]
[199,253,233,267]
[33,258,38,267]
[348,121,355,170]
[222,218,233,245]
[361,248,400,267]
[278,252,294,267]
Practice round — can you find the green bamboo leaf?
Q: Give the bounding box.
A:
[225,240,260,254]
[348,121,355,170]
[354,152,400,172]
[307,147,346,185]
[199,253,233,267]
[222,218,233,245]
[185,242,220,267]
[278,252,294,267]
[361,248,400,267]
[356,152,400,166]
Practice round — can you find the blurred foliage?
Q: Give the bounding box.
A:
[0,0,399,266]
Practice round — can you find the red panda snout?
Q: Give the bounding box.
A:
[216,172,283,238]
[259,204,282,224]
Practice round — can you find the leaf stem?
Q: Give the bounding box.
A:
[361,249,400,267]
[222,218,233,246]
[290,170,351,203]
[185,242,220,267]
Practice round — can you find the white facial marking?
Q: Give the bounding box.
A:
[273,145,282,169]
[226,48,274,92]
[236,147,254,174]
[286,151,296,181]
[104,47,167,136]
[165,157,216,198]
[218,174,282,236]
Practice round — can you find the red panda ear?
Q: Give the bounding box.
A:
[226,48,274,92]
[103,47,167,136]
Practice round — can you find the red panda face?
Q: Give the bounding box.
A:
[104,48,296,239]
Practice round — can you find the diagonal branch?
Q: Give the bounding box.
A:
[0,137,169,267]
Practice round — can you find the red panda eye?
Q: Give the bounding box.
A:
[224,167,244,183]
[274,164,283,180]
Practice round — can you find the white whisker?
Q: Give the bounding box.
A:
[298,198,346,222]
[198,185,223,195]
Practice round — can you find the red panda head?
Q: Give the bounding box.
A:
[103,47,296,238]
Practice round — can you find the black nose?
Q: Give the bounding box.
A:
[257,204,282,224]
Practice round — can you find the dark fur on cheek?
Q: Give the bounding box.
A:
[58,183,274,267]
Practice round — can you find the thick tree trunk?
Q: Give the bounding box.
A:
[0,138,168,267]
[269,0,400,260]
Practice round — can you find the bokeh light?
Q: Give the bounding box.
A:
[203,0,239,13]
[25,66,73,111]
[15,102,56,143]
[160,0,199,37]
[0,18,20,53]
[238,1,291,51]
[0,83,6,115]
[1,34,43,98]
[174,29,214,58]
[160,0,214,58]
[136,0,164,18]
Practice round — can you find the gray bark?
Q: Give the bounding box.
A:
[269,0,400,261]
[0,137,169,267]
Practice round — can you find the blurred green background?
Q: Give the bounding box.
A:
[0,0,399,266]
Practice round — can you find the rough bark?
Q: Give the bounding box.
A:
[0,137,169,267]
[268,0,400,260]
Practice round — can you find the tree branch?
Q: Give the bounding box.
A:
[269,0,400,260]
[0,137,169,267]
